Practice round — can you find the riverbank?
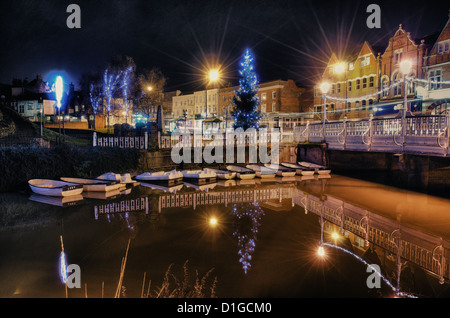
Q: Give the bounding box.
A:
[0,144,143,192]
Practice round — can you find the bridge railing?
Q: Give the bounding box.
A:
[294,114,450,156]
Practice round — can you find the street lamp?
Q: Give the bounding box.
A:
[205,68,220,119]
[320,82,331,141]
[399,59,412,152]
[335,62,348,117]
[55,76,64,137]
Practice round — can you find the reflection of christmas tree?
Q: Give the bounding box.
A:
[231,49,263,130]
[232,202,265,274]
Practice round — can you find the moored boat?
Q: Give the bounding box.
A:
[246,164,276,179]
[135,170,183,185]
[226,165,256,180]
[297,161,331,175]
[28,179,84,197]
[97,172,140,187]
[60,177,122,192]
[209,168,236,180]
[281,162,315,176]
[264,164,296,177]
[182,169,217,183]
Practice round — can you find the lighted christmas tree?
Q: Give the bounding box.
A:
[232,49,263,130]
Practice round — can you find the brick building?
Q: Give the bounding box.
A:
[422,12,450,114]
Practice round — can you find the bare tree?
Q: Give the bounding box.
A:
[134,68,166,120]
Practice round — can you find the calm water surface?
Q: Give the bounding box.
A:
[1,174,450,298]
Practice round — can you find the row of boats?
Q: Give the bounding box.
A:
[28,161,330,197]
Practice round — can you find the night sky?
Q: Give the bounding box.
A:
[0,0,448,91]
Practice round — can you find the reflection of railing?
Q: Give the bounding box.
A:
[159,185,295,210]
[294,188,450,283]
[94,197,149,218]
[294,115,450,156]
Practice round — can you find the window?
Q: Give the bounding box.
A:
[438,44,443,54]
[349,63,354,71]
[360,56,370,67]
[261,103,266,112]
[355,101,360,111]
[347,102,351,112]
[27,102,34,110]
[331,84,335,94]
[356,79,360,90]
[393,72,402,96]
[348,81,352,92]
[368,99,374,110]
[337,83,341,93]
[394,52,402,64]
[362,78,367,89]
[272,91,277,99]
[429,70,442,90]
[19,104,24,113]
[361,100,366,111]
[261,93,267,101]
[381,78,389,97]
[369,77,374,88]
[445,42,449,53]
[272,102,277,112]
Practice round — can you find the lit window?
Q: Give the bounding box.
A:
[429,70,442,90]
[261,93,267,101]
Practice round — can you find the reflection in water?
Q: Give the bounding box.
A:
[3,174,450,297]
[232,202,265,274]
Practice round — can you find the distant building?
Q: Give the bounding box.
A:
[422,11,450,114]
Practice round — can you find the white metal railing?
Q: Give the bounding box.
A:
[93,132,148,150]
[293,115,450,156]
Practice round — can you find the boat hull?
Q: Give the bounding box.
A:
[28,179,83,197]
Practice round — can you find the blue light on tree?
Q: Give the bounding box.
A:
[232,49,264,130]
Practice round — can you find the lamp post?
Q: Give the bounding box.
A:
[55,76,64,137]
[399,60,412,152]
[334,62,347,117]
[320,82,331,141]
[206,69,220,119]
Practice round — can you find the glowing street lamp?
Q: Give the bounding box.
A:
[320,82,331,141]
[399,59,412,152]
[55,76,64,136]
[205,68,220,119]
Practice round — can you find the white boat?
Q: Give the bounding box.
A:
[246,164,276,179]
[97,172,140,187]
[226,165,256,180]
[281,162,315,176]
[216,180,237,187]
[209,168,236,180]
[182,169,217,183]
[264,164,297,177]
[297,161,331,175]
[29,194,84,207]
[60,177,122,192]
[135,170,183,184]
[28,179,84,197]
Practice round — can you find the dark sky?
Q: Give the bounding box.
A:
[0,0,448,91]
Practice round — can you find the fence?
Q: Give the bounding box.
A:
[294,114,450,156]
[93,132,148,150]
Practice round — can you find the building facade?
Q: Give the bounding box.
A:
[422,13,450,114]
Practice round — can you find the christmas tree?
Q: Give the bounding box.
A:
[232,49,263,130]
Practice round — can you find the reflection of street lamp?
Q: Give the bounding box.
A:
[320,82,331,141]
[399,59,412,152]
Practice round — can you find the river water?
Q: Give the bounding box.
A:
[1,174,450,298]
